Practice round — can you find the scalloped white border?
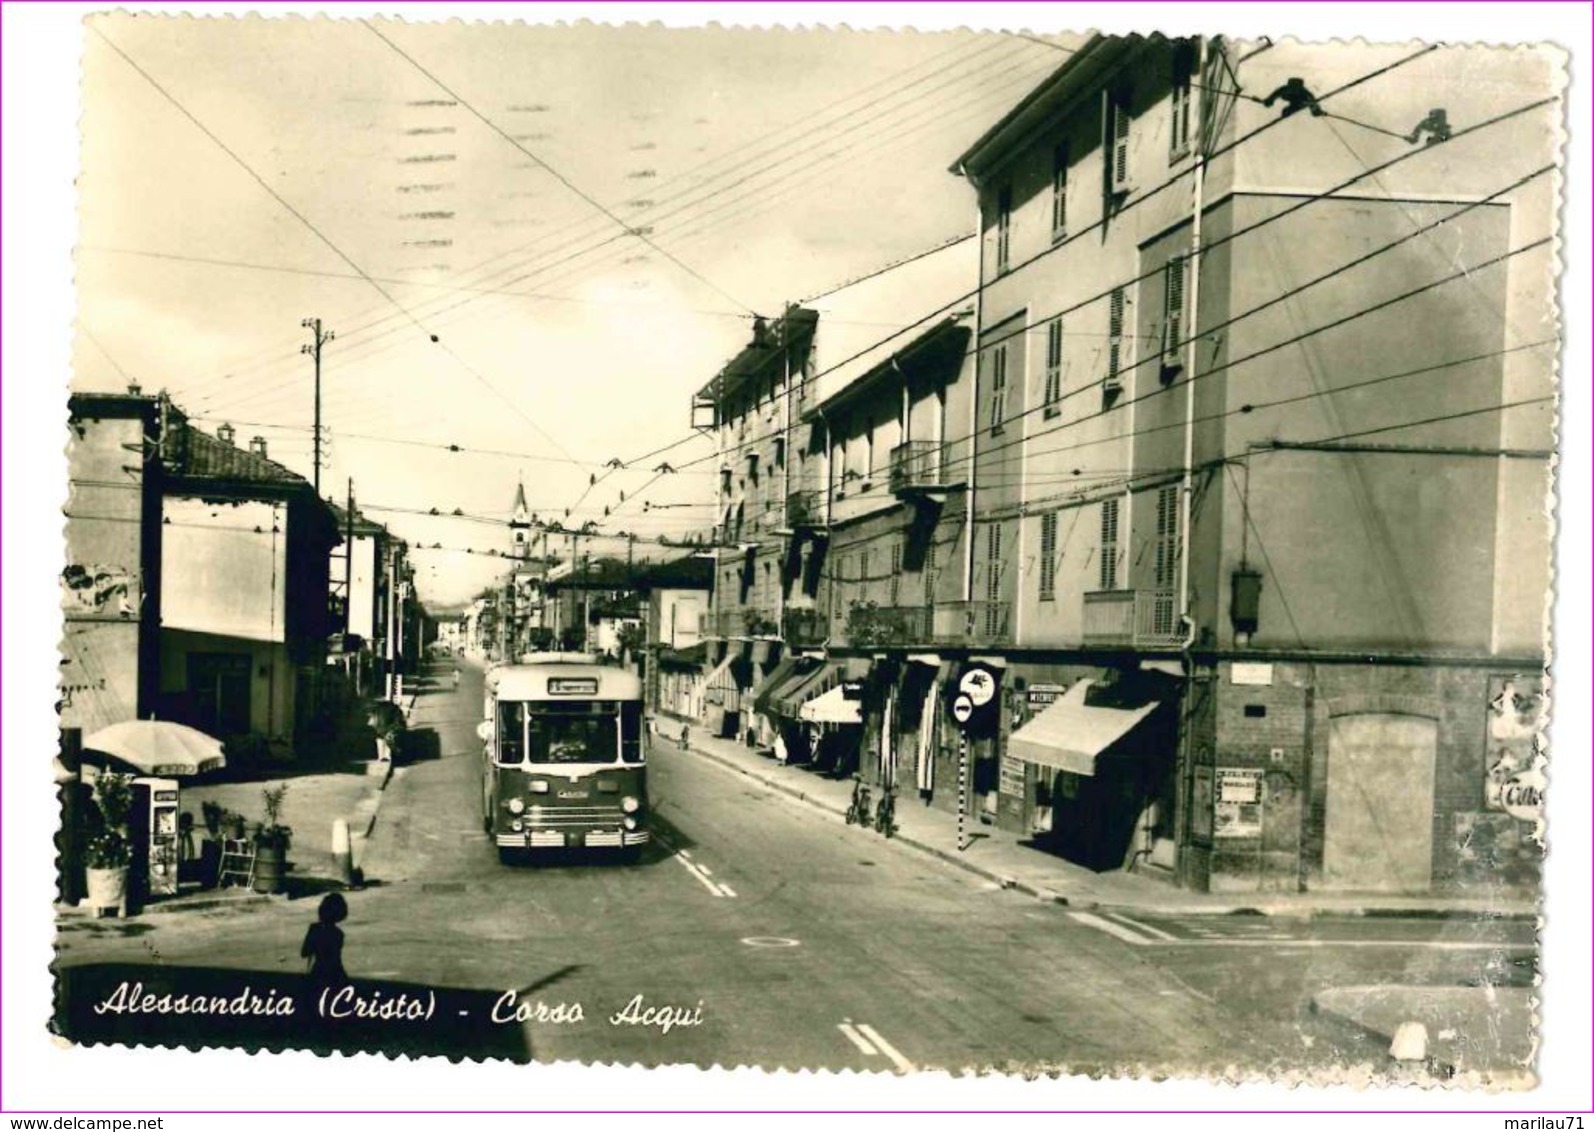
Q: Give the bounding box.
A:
[6,2,1589,1120]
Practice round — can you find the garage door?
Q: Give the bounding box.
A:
[1322,713,1437,891]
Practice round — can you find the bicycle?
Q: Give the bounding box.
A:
[844,775,872,826]
[873,785,897,838]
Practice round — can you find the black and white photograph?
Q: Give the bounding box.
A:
[5,1,1590,1119]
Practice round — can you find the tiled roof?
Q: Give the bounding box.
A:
[179,426,309,487]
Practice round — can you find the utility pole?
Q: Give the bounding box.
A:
[345,478,356,694]
[301,317,335,495]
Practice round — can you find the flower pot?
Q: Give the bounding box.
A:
[85,866,128,913]
[253,844,287,894]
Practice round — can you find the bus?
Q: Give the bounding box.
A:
[479,656,649,863]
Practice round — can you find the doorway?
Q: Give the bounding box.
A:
[1322,713,1437,890]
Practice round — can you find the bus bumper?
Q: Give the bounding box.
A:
[495,829,651,849]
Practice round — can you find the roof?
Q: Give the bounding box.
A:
[695,308,819,404]
[950,34,1143,183]
[632,555,714,591]
[487,661,643,701]
[67,392,163,422]
[806,315,972,423]
[326,501,389,539]
[177,425,310,487]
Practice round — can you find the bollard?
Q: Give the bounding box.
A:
[331,819,353,888]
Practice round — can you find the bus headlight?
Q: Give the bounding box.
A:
[621,795,641,814]
[507,798,525,815]
[510,819,524,832]
[623,816,639,831]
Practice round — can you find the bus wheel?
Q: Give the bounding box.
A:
[497,846,522,867]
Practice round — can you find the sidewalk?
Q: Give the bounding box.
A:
[65,692,414,919]
[677,729,1539,920]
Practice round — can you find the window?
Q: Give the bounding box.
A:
[889,543,901,606]
[1109,90,1133,194]
[995,184,1013,274]
[1039,511,1059,602]
[1099,498,1120,591]
[1153,484,1181,636]
[1043,317,1064,416]
[1161,256,1186,378]
[984,523,1004,636]
[1169,62,1193,158]
[1051,144,1068,240]
[990,343,1009,435]
[1106,287,1127,391]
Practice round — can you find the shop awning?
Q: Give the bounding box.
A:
[752,656,807,716]
[800,683,862,724]
[770,657,870,719]
[1007,680,1158,776]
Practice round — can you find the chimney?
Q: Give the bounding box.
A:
[249,435,268,458]
[217,422,236,446]
[127,381,142,396]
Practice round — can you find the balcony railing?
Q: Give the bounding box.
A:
[784,487,825,530]
[889,440,946,495]
[930,600,1013,647]
[782,606,827,649]
[1082,588,1182,647]
[837,602,934,648]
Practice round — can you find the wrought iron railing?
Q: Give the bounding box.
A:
[889,440,944,494]
[1081,588,1182,647]
[930,600,1012,646]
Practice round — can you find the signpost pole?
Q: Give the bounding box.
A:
[958,732,968,852]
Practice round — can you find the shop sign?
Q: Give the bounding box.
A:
[1027,682,1066,707]
[999,754,1025,797]
[1230,662,1274,686]
[1213,767,1263,839]
[1484,674,1543,823]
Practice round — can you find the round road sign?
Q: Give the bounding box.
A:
[959,668,996,707]
[952,694,974,724]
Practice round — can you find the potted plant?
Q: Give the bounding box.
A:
[252,784,292,895]
[84,771,133,914]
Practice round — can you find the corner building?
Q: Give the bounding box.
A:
[949,35,1555,892]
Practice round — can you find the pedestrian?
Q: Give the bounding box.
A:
[452,666,461,689]
[679,722,690,751]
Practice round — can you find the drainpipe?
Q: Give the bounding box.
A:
[958,168,985,609]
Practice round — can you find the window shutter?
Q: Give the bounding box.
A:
[1051,144,1068,238]
[990,344,1008,434]
[1107,288,1126,389]
[1045,317,1063,407]
[1162,256,1186,374]
[1099,498,1120,591]
[1039,512,1058,601]
[889,543,901,607]
[1111,95,1132,190]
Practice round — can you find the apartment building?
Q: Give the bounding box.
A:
[947,35,1554,891]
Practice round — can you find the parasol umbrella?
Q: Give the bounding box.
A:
[82,720,227,778]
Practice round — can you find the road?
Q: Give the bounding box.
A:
[54,660,1536,1076]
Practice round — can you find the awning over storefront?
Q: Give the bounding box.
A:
[1007,679,1158,776]
[751,656,807,716]
[657,642,708,668]
[800,683,862,724]
[769,657,870,720]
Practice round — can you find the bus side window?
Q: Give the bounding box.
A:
[498,702,524,764]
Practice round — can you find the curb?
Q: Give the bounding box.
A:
[680,743,1537,921]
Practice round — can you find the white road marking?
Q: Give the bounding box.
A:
[1069,911,1155,944]
[855,1023,916,1074]
[671,850,726,898]
[717,883,737,898]
[838,1021,878,1056]
[1070,911,1530,951]
[1104,911,1179,941]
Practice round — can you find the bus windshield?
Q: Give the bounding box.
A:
[495,700,643,766]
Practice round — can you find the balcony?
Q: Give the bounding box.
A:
[782,606,827,649]
[838,602,934,648]
[1082,588,1183,648]
[930,601,1013,647]
[782,487,825,531]
[889,440,958,496]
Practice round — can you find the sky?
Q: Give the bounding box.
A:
[9,1,1592,1117]
[72,13,1082,607]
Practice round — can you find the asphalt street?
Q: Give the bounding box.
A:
[54,660,1537,1077]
